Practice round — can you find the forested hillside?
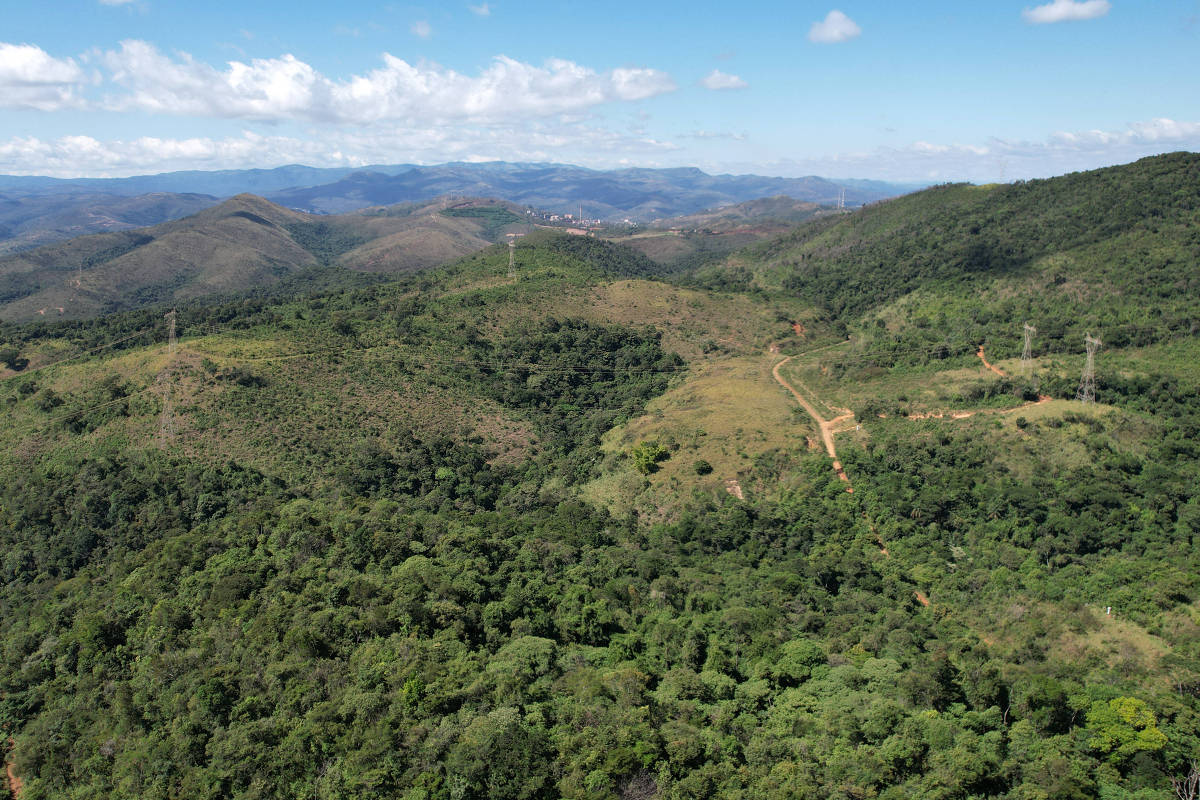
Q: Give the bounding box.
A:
[722,152,1199,360]
[1,156,1198,800]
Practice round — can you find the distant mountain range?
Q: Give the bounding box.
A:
[262,163,912,219]
[0,163,917,248]
[0,164,404,199]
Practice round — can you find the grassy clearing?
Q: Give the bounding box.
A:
[778,348,1026,421]
[582,353,816,519]
[550,280,812,359]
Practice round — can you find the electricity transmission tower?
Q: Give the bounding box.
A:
[1021,322,1036,376]
[1075,333,1102,404]
[507,238,516,280]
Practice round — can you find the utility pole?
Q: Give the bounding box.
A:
[1075,333,1102,404]
[1021,322,1036,376]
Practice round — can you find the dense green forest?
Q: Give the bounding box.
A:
[1,155,1199,799]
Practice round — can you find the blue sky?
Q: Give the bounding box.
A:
[1,0,1197,180]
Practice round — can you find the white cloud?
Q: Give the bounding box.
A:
[99,40,325,120]
[0,43,88,110]
[740,118,1200,183]
[95,41,675,124]
[808,10,862,44]
[0,121,680,178]
[1022,0,1111,24]
[469,3,491,16]
[683,130,747,141]
[700,69,747,90]
[411,20,432,38]
[3,117,1197,181]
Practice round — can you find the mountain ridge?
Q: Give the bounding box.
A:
[0,161,917,222]
[0,195,534,322]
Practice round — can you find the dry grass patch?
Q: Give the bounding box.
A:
[553,280,807,359]
[582,353,815,518]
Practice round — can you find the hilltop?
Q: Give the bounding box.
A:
[0,155,1198,799]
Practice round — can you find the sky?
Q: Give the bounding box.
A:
[1,0,1197,182]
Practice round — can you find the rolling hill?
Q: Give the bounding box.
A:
[607,195,835,272]
[650,195,829,230]
[0,191,220,255]
[0,195,535,323]
[0,155,1198,799]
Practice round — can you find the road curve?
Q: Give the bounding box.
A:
[773,356,853,490]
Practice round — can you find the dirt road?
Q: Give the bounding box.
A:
[5,738,20,799]
[773,356,853,490]
[977,346,1007,377]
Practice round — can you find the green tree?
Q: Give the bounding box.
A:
[1086,697,1168,766]
[630,441,670,475]
[446,708,555,800]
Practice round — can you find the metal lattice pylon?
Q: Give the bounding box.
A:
[1021,322,1036,376]
[1075,333,1102,404]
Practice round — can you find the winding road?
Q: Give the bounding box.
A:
[773,355,854,491]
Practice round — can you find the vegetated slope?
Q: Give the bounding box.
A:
[0,191,220,254]
[0,211,1198,800]
[0,196,533,323]
[729,152,1199,350]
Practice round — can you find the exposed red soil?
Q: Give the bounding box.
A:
[977,346,1007,377]
[5,738,21,799]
